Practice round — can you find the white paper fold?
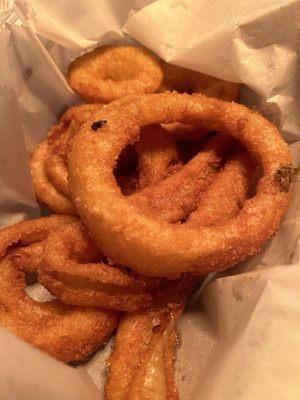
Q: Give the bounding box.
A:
[0,1,299,399]
[0,328,100,400]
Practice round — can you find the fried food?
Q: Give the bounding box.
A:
[0,214,75,256]
[39,221,160,311]
[32,100,187,213]
[68,46,164,103]
[105,152,253,399]
[0,215,119,362]
[5,36,294,396]
[105,276,197,400]
[30,104,102,213]
[68,92,292,278]
[38,97,221,221]
[130,133,231,222]
[135,124,180,189]
[30,140,76,214]
[187,151,253,226]
[45,153,70,197]
[160,62,240,138]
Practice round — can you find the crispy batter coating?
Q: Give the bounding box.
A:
[0,215,119,362]
[135,124,180,189]
[31,104,102,213]
[68,92,292,278]
[0,215,75,257]
[160,62,240,138]
[105,276,197,400]
[0,258,119,362]
[68,46,163,103]
[105,150,253,399]
[45,153,70,197]
[187,151,253,226]
[38,96,218,220]
[8,241,44,274]
[30,140,75,214]
[39,221,160,311]
[131,134,231,222]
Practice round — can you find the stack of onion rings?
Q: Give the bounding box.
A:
[3,43,293,394]
[0,215,119,362]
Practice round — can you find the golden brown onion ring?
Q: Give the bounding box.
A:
[39,221,160,311]
[68,92,292,278]
[0,215,119,362]
[68,46,163,103]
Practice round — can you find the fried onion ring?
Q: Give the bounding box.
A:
[39,221,160,311]
[68,46,163,103]
[68,92,292,278]
[0,215,119,362]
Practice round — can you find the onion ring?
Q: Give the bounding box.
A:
[0,215,119,362]
[39,221,160,311]
[34,97,206,216]
[68,92,292,278]
[67,46,163,103]
[38,96,223,220]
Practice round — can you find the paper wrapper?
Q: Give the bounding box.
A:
[0,1,300,399]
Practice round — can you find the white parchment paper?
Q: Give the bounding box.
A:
[0,1,300,399]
